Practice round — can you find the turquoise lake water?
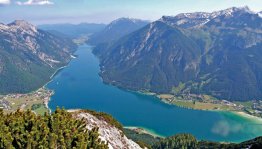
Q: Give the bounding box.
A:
[47,45,262,143]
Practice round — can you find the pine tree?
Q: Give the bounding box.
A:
[0,108,108,149]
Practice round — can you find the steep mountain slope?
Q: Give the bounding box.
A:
[94,7,262,101]
[38,23,106,38]
[88,18,149,45]
[94,21,202,93]
[184,7,262,100]
[0,20,77,94]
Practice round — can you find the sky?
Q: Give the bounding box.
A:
[0,0,262,25]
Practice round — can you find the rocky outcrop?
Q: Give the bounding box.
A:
[70,110,142,149]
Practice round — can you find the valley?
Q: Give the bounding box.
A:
[46,45,262,143]
[1,4,262,148]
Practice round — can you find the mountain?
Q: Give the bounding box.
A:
[88,18,149,45]
[94,21,202,93]
[0,20,77,94]
[38,23,106,38]
[160,6,257,28]
[259,11,262,18]
[94,7,262,101]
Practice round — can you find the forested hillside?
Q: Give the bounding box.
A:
[94,7,262,101]
[152,134,262,149]
[0,20,77,94]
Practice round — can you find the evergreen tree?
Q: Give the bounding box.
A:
[152,134,198,149]
[0,108,108,149]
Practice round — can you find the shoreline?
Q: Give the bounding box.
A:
[142,92,262,123]
[99,68,262,125]
[124,126,164,138]
[168,99,262,123]
[44,54,78,113]
[0,48,78,114]
[49,65,68,79]
[42,65,68,114]
[233,111,262,123]
[42,45,93,113]
[159,95,262,122]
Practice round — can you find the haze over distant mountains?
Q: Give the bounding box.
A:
[88,18,149,45]
[38,18,149,44]
[38,23,106,38]
[94,7,262,101]
[0,20,76,94]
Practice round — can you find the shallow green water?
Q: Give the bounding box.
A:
[47,45,262,142]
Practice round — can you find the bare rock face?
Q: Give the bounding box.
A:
[71,110,142,149]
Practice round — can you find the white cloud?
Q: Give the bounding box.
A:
[16,0,54,5]
[0,0,10,5]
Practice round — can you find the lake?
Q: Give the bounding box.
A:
[47,45,262,143]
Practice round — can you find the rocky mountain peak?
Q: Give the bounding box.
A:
[259,11,262,18]
[110,17,145,25]
[159,6,258,28]
[0,23,9,30]
[88,17,149,45]
[213,6,254,17]
[224,6,250,12]
[107,18,149,30]
[8,20,37,33]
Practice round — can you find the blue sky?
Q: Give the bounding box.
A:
[1,0,262,25]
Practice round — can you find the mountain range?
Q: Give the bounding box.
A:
[38,23,106,38]
[88,18,149,45]
[0,20,76,94]
[94,7,262,101]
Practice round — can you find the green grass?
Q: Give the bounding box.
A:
[2,88,52,114]
[234,101,253,108]
[32,104,49,115]
[171,82,185,94]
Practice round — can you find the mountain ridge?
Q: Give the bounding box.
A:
[88,17,149,45]
[0,20,77,94]
[38,23,106,38]
[160,6,261,29]
[94,7,262,101]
